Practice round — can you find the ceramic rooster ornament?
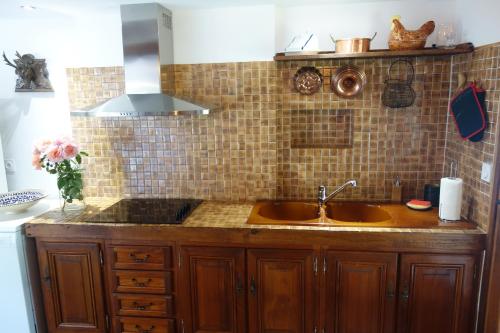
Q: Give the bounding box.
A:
[389,19,435,50]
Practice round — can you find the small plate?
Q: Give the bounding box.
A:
[293,66,323,95]
[0,189,48,214]
[331,65,367,98]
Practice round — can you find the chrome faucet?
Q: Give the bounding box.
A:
[318,179,357,207]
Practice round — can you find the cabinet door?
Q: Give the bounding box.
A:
[397,254,477,333]
[247,249,315,333]
[37,241,106,333]
[179,246,245,333]
[324,251,398,333]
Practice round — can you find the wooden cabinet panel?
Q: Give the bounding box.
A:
[112,270,173,294]
[324,251,398,333]
[397,254,477,333]
[114,316,175,333]
[247,249,315,333]
[109,246,173,270]
[113,293,175,318]
[179,246,245,333]
[37,241,106,333]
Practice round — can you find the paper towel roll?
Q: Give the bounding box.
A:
[439,177,463,221]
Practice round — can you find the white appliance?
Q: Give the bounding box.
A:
[0,200,57,333]
[0,135,8,193]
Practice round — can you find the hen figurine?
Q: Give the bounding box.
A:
[389,19,435,50]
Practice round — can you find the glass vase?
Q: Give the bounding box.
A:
[59,193,86,212]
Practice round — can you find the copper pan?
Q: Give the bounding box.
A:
[331,65,367,98]
[330,32,377,54]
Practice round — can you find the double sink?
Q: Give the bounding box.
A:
[248,201,394,227]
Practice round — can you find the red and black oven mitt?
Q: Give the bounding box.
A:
[449,83,487,142]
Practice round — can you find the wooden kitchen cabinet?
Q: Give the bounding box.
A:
[179,246,246,333]
[31,231,484,333]
[247,249,316,333]
[36,241,106,333]
[323,251,398,333]
[397,254,478,333]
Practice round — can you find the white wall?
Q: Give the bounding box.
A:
[275,0,457,51]
[0,10,123,198]
[173,5,275,64]
[0,136,7,193]
[456,0,500,46]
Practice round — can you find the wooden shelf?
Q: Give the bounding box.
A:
[274,43,474,61]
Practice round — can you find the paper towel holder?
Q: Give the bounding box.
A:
[449,160,458,179]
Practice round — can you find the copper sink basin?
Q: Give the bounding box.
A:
[255,201,320,222]
[326,202,392,223]
[248,201,393,226]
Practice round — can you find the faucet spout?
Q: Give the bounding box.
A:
[317,179,357,207]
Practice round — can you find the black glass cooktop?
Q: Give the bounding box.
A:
[85,199,202,224]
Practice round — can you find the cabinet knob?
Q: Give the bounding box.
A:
[135,324,155,333]
[132,302,153,311]
[129,252,150,263]
[131,278,152,288]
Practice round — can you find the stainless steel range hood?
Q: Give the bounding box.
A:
[72,3,209,117]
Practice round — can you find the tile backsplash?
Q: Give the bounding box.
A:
[289,109,353,149]
[445,43,500,231]
[68,56,451,204]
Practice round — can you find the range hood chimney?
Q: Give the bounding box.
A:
[72,3,209,117]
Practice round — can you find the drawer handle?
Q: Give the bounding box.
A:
[386,282,395,298]
[401,286,409,301]
[132,301,153,311]
[135,324,155,333]
[235,274,243,295]
[131,278,153,288]
[250,276,257,296]
[129,253,151,263]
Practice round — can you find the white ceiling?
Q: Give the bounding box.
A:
[0,0,434,19]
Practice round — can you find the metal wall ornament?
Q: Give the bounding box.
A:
[2,51,53,92]
[331,65,367,98]
[293,66,323,95]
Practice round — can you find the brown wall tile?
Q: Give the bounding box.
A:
[65,48,496,230]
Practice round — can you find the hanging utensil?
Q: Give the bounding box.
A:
[293,66,323,95]
[331,65,367,98]
[382,59,416,108]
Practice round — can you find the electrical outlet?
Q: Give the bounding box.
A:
[4,159,16,174]
[481,161,492,183]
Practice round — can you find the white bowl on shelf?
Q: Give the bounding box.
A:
[0,189,48,214]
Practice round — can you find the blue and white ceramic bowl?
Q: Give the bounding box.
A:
[0,189,47,214]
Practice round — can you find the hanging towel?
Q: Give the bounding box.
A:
[449,83,487,141]
[468,89,488,142]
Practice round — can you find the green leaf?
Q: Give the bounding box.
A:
[57,177,65,190]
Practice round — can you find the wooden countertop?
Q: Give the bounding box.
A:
[26,197,484,235]
[25,198,487,253]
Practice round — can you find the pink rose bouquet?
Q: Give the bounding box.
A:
[32,137,88,208]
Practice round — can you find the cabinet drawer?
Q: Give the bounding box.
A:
[113,294,175,318]
[109,246,173,270]
[112,270,173,294]
[114,317,175,333]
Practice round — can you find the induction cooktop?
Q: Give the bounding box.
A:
[85,199,202,224]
